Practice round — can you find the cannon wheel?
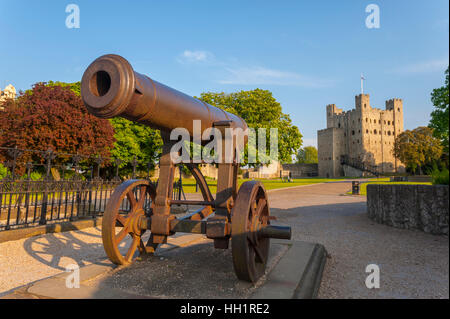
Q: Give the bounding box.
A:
[231,181,270,283]
[102,179,156,265]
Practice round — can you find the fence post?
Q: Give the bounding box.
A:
[40,149,55,225]
[4,147,23,230]
[92,155,104,219]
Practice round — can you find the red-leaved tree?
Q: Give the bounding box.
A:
[0,83,115,168]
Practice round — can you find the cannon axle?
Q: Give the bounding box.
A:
[136,216,292,240]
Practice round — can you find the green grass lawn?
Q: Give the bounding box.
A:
[347,178,432,196]
[181,177,346,194]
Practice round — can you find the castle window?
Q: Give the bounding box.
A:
[364,104,367,108]
[366,118,368,123]
[366,129,369,133]
[379,120,381,124]
[387,131,391,136]
[388,121,391,125]
[338,123,341,128]
[397,108,400,112]
[352,130,355,135]
[374,129,377,134]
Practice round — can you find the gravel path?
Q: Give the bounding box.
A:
[270,182,449,299]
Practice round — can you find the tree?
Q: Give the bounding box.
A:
[109,117,163,174]
[0,83,115,167]
[47,81,81,96]
[429,67,449,157]
[198,89,302,165]
[45,81,164,173]
[393,126,443,174]
[297,146,318,164]
[0,163,8,179]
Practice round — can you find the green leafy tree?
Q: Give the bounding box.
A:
[393,126,443,174]
[429,67,449,157]
[109,117,163,174]
[198,89,302,165]
[297,146,318,164]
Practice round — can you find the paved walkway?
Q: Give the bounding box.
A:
[0,181,448,298]
[269,182,449,298]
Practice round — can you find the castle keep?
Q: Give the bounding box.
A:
[317,94,405,177]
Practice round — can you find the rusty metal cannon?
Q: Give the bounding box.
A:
[81,54,291,282]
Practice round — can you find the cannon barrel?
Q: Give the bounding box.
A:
[81,54,248,137]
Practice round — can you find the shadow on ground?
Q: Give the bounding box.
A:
[22,226,105,271]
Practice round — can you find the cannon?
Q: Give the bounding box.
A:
[81,54,291,282]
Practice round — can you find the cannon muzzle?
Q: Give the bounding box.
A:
[81,54,248,137]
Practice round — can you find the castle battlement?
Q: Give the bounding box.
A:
[318,92,405,177]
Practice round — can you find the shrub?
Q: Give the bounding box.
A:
[0,163,8,179]
[431,167,449,185]
[29,171,43,181]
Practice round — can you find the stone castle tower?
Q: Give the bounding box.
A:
[317,94,405,177]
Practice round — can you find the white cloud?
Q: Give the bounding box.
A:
[391,58,449,74]
[177,50,214,64]
[176,50,333,88]
[219,66,333,88]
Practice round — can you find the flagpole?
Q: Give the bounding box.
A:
[361,74,364,94]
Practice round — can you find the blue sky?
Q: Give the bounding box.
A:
[0,0,448,148]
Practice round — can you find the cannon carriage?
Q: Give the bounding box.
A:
[81,54,291,282]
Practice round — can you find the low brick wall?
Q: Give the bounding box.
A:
[367,184,449,235]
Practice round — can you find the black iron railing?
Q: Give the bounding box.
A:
[0,147,186,231]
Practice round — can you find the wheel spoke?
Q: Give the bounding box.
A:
[115,226,130,245]
[255,198,266,217]
[247,236,264,263]
[116,214,128,227]
[125,235,140,261]
[126,191,137,210]
[136,185,147,210]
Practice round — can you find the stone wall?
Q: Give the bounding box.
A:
[282,163,318,178]
[367,184,449,235]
